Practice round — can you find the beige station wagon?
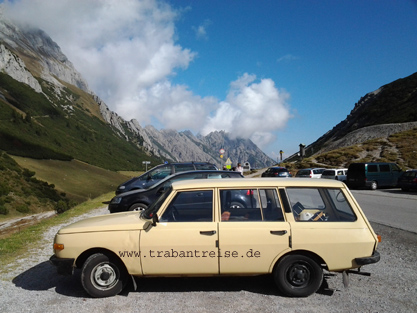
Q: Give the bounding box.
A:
[50,178,380,298]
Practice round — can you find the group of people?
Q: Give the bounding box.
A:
[223,163,244,174]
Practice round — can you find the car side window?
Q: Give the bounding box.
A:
[220,189,284,222]
[379,164,390,172]
[174,164,195,172]
[391,163,401,171]
[160,190,213,222]
[286,188,356,222]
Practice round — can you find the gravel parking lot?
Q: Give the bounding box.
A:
[1,207,416,313]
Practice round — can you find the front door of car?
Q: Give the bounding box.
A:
[140,189,219,275]
[217,188,291,274]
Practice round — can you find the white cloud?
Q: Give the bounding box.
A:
[203,74,291,147]
[3,0,292,149]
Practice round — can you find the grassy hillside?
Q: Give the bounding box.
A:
[0,152,137,219]
[0,72,161,171]
[11,156,134,203]
[0,152,70,218]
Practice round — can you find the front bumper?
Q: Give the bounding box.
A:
[355,251,380,266]
[49,255,75,275]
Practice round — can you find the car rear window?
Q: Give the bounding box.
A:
[195,163,217,170]
[286,188,356,222]
[322,170,335,176]
[174,164,195,172]
[348,163,362,172]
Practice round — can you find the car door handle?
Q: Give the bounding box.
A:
[200,230,216,236]
[270,230,287,236]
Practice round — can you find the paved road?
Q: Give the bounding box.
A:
[351,188,417,233]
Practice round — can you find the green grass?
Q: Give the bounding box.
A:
[303,128,417,169]
[0,72,162,171]
[11,156,131,203]
[0,192,113,272]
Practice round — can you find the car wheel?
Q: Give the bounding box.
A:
[370,181,378,190]
[273,254,323,297]
[81,253,128,298]
[129,203,148,211]
[230,201,246,209]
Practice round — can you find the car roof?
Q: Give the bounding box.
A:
[118,170,242,196]
[170,177,344,190]
[323,168,348,171]
[156,170,242,184]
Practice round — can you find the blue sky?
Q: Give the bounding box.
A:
[3,0,417,160]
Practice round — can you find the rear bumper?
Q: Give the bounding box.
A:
[355,251,380,266]
[49,255,75,275]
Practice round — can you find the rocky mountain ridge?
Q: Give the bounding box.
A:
[0,12,275,169]
[286,71,417,161]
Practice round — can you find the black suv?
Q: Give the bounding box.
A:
[116,161,218,194]
[261,167,292,178]
[109,170,243,213]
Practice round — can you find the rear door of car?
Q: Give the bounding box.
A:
[217,188,291,274]
[284,186,377,270]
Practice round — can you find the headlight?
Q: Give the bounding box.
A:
[110,197,122,204]
[118,186,126,190]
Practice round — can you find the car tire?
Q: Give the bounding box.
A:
[230,201,246,209]
[129,203,148,211]
[370,181,378,190]
[81,253,128,298]
[273,254,323,297]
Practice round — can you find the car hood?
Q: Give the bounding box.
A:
[58,211,149,234]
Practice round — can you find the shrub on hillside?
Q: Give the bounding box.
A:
[0,204,8,215]
[16,204,30,214]
[0,181,10,196]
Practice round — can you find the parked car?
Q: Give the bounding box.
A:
[108,170,244,213]
[50,178,380,298]
[116,161,218,194]
[346,162,403,190]
[321,168,348,182]
[397,169,417,191]
[295,168,326,178]
[261,167,292,177]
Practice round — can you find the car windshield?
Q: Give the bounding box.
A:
[142,186,173,219]
[148,173,177,189]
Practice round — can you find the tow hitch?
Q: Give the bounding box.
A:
[342,268,372,288]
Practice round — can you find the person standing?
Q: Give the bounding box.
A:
[235,163,243,174]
